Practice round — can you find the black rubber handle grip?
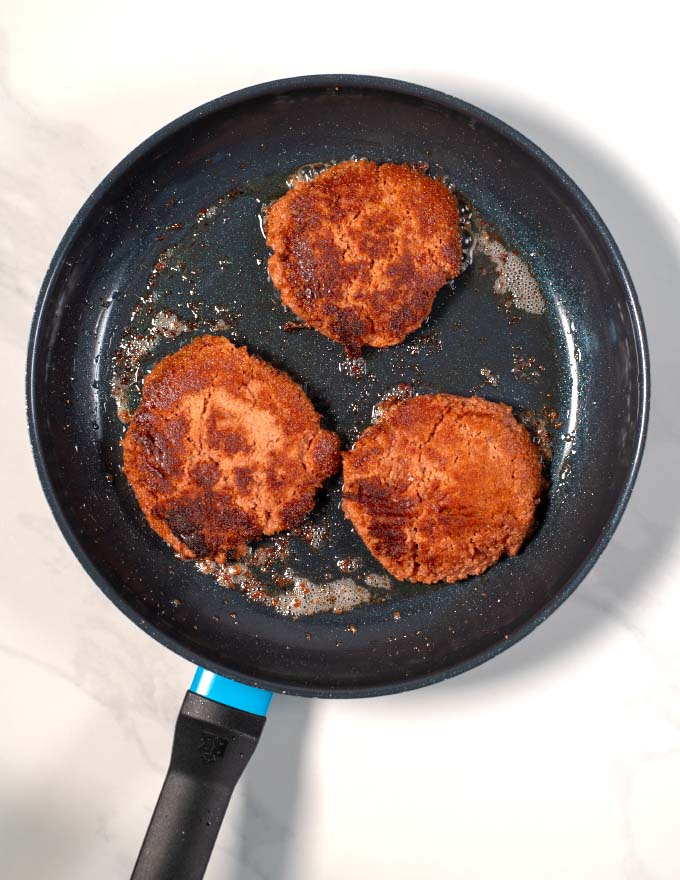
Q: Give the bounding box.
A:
[131,690,265,880]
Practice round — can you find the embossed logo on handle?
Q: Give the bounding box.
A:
[199,731,227,764]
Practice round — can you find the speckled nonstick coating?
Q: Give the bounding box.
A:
[26,75,648,697]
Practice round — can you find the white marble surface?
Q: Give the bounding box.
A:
[2,4,680,878]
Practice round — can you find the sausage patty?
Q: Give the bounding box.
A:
[122,335,341,561]
[266,160,462,353]
[342,394,544,583]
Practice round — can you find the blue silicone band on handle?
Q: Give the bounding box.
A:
[190,668,272,716]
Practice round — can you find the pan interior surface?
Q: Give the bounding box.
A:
[28,78,647,696]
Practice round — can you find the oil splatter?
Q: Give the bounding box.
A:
[286,161,336,188]
[289,523,328,550]
[474,231,545,314]
[337,556,361,574]
[371,383,414,423]
[197,558,377,618]
[405,330,443,356]
[512,346,546,382]
[339,357,368,379]
[480,367,499,386]
[364,573,392,591]
[518,410,553,463]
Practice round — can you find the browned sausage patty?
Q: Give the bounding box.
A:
[122,335,341,562]
[266,161,462,353]
[342,394,544,583]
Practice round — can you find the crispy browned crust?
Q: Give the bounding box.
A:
[122,335,341,561]
[342,394,544,583]
[266,161,462,353]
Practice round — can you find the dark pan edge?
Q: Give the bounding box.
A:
[26,74,650,698]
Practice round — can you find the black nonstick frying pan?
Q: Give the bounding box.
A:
[26,75,649,879]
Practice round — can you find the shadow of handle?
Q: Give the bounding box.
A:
[131,691,266,880]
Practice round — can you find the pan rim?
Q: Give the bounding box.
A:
[26,74,650,698]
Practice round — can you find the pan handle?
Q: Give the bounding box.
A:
[130,669,271,880]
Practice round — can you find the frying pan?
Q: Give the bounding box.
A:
[26,75,649,879]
